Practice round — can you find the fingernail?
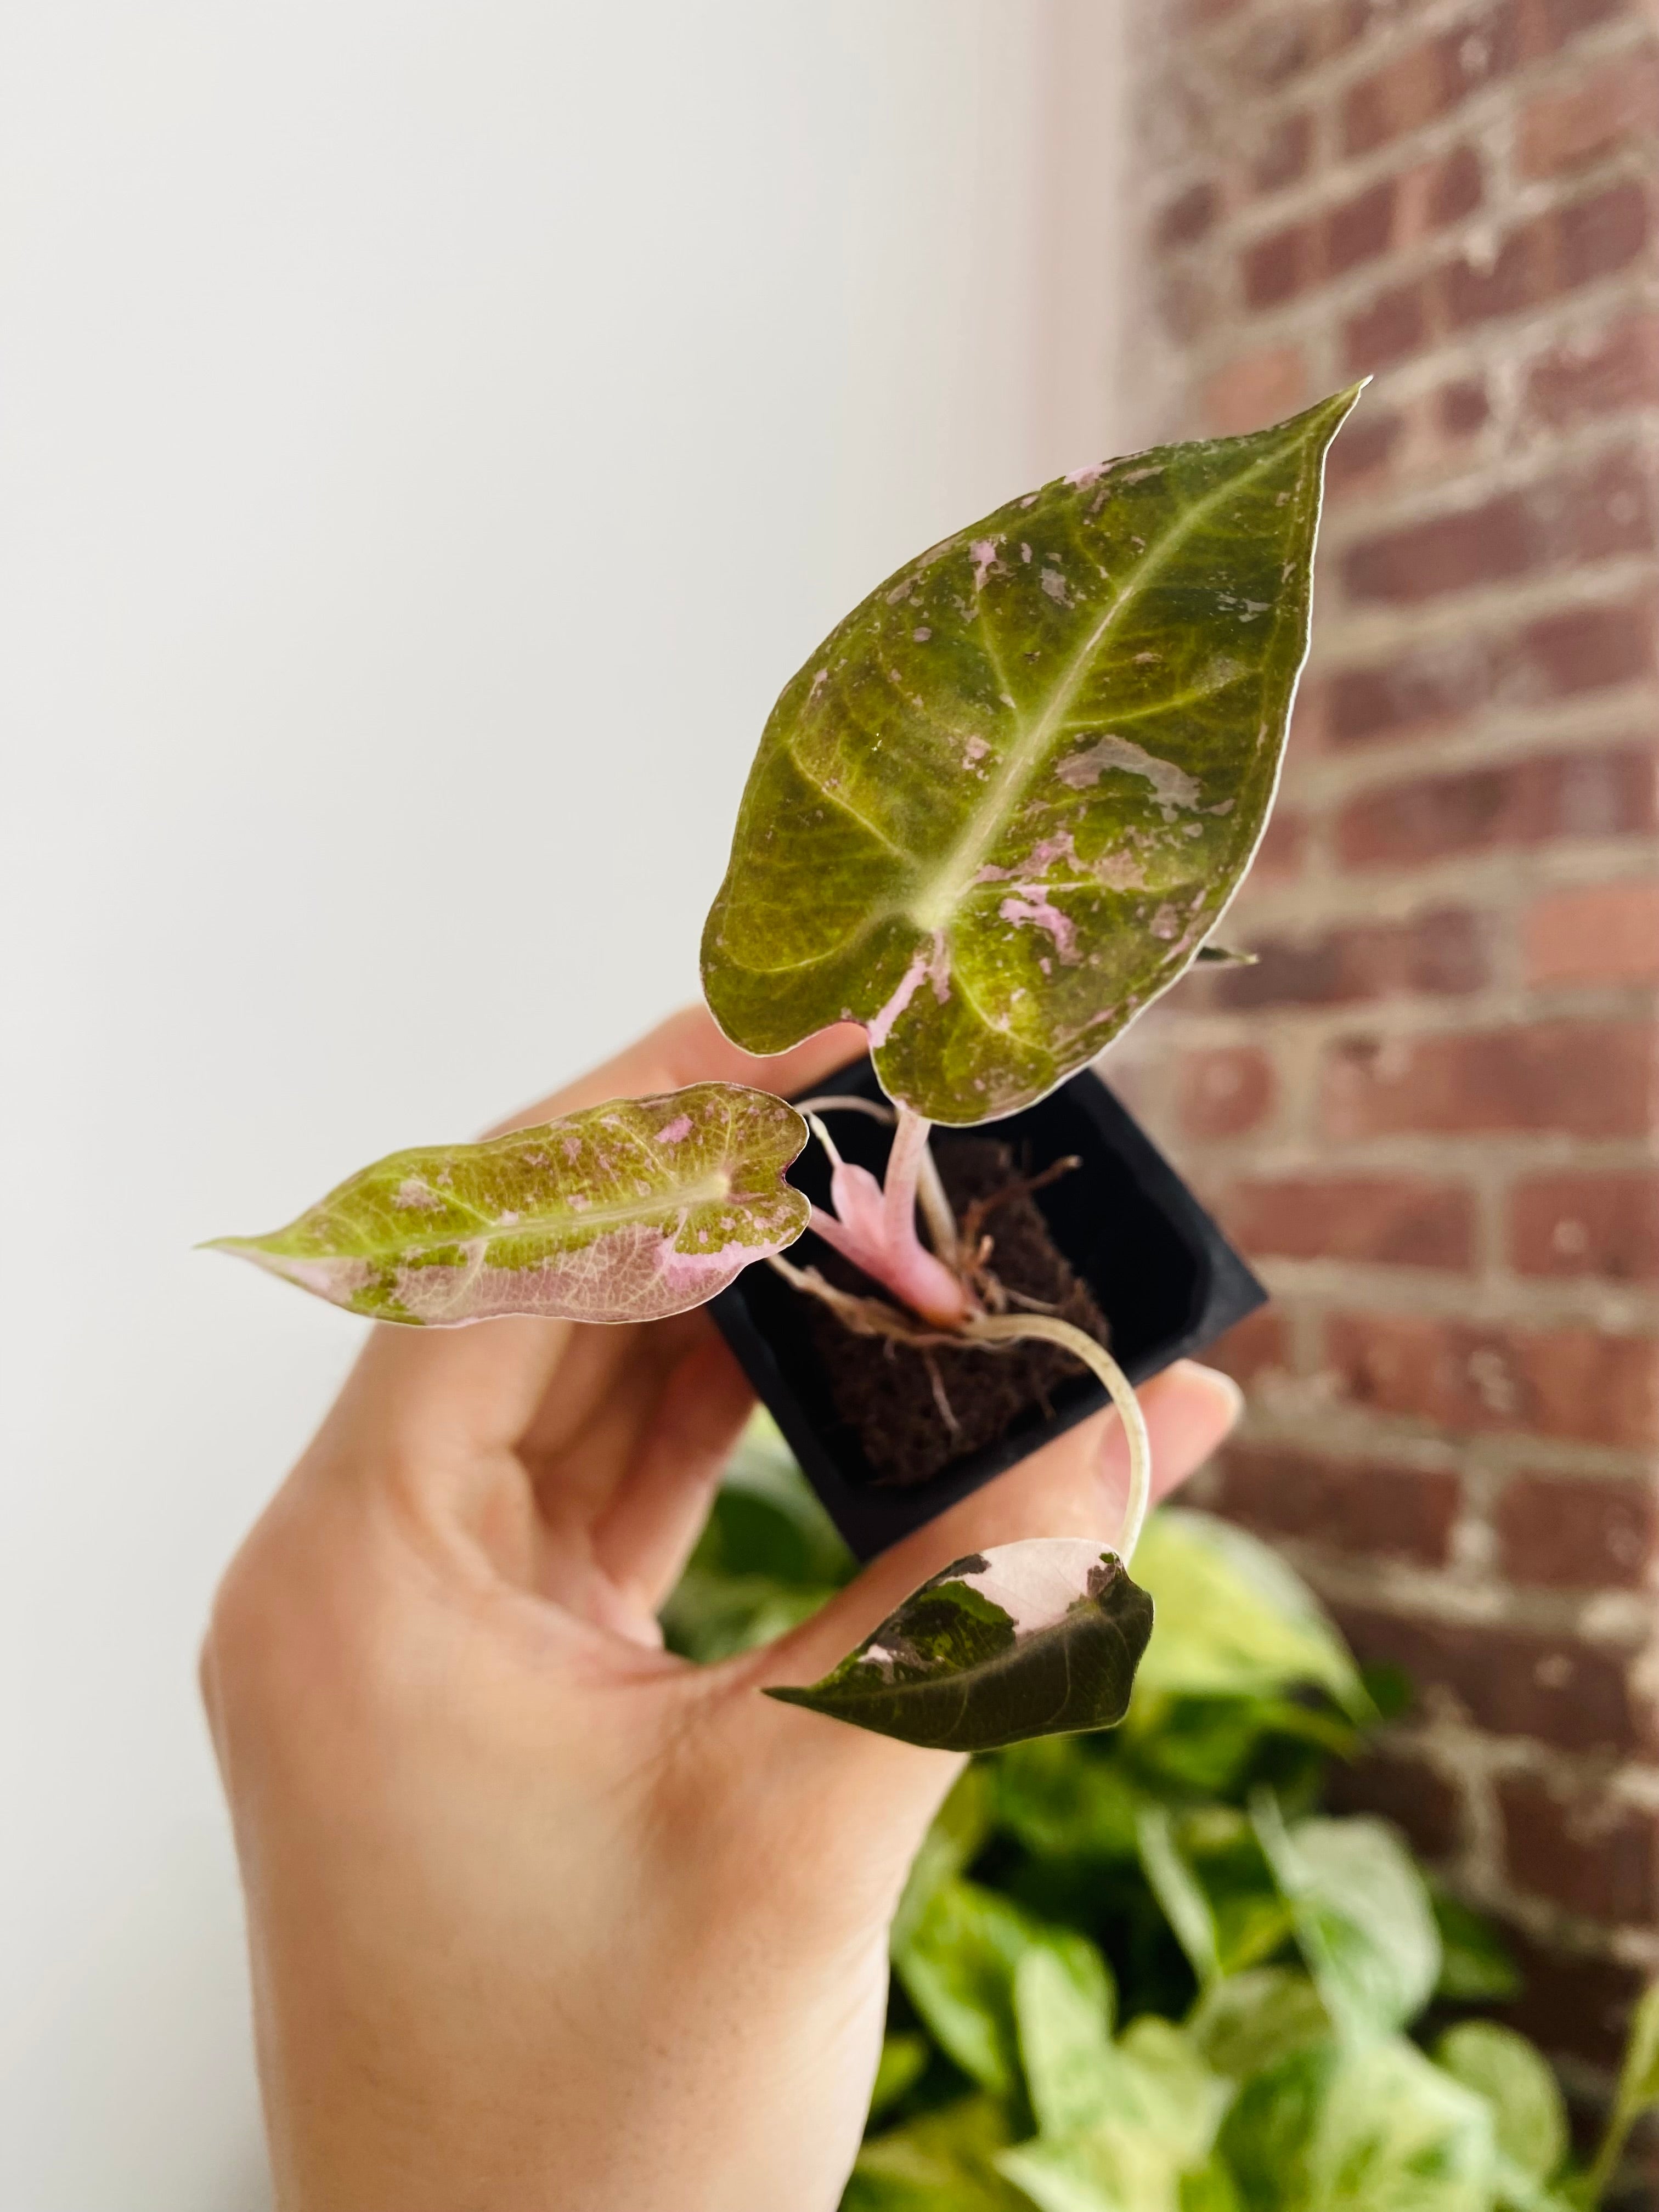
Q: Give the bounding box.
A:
[1171,1358,1245,1429]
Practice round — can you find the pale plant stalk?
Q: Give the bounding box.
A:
[960,1312,1153,1565]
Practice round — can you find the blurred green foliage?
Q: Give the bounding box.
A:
[665,1419,1648,2210]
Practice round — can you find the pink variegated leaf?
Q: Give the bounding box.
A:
[207,1083,809,1327]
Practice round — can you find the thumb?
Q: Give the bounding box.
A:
[761,1358,1242,1715]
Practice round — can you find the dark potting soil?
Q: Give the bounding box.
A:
[804,1137,1111,1488]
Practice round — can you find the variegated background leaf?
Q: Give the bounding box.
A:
[768,1538,1153,1752]
[703,388,1361,1124]
[208,1082,809,1327]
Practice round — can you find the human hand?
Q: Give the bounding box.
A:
[201,1006,1243,2212]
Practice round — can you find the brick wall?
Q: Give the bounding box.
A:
[1122,0,1659,2106]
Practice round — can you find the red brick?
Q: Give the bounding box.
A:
[1559,176,1652,287]
[1157,180,1221,250]
[1440,183,1651,331]
[1324,1310,1659,1448]
[1519,0,1633,60]
[1324,406,1404,501]
[1513,595,1656,699]
[1523,879,1659,985]
[1498,1927,1643,2072]
[1323,1022,1658,1140]
[1244,222,1316,309]
[1398,143,1486,246]
[1344,490,1536,602]
[1438,375,1491,435]
[1331,1602,1644,1753]
[1500,1775,1657,1921]
[1342,9,1521,155]
[1517,49,1659,177]
[1527,312,1659,425]
[1510,1171,1659,1281]
[1335,746,1657,865]
[1212,1441,1463,1561]
[1201,342,1308,435]
[1215,911,1487,1011]
[1344,451,1655,605]
[1206,1305,1289,1389]
[1250,110,1313,194]
[1223,1175,1475,1269]
[1178,1043,1276,1137]
[1327,634,1489,743]
[1497,1472,1657,1587]
[1325,1750,1463,1858]
[1345,278,1428,373]
[1250,806,1307,882]
[1327,178,1397,277]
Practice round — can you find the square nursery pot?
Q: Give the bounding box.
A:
[708,1056,1265,1561]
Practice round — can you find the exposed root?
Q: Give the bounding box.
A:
[768,1243,1153,1566]
[921,1350,960,1436]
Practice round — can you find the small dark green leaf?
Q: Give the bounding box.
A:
[1194,945,1257,967]
[1433,2023,1567,2186]
[209,1084,809,1326]
[766,1540,1153,1752]
[703,391,1362,1124]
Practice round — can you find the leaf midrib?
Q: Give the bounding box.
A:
[297,1166,749,1260]
[910,436,1294,934]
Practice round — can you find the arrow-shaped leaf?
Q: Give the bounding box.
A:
[766,1539,1153,1751]
[207,1082,810,1327]
[703,388,1362,1124]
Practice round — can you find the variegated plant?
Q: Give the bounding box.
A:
[212,390,1360,1754]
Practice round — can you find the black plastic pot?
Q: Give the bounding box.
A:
[708,1056,1265,1561]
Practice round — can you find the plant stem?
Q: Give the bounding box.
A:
[883,1104,933,1254]
[962,1312,1153,1565]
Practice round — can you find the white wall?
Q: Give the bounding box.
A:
[0,5,1126,2204]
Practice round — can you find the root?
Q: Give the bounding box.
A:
[766,1251,1153,1567]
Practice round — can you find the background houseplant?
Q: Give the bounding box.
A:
[669,1418,1659,2210]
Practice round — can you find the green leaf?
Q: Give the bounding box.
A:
[894,1762,998,1953]
[994,1735,1143,1863]
[849,2097,1029,2212]
[1252,1802,1440,2044]
[997,2022,1230,2212]
[1015,1934,1119,2136]
[998,2123,1186,2212]
[893,1879,1046,2097]
[1131,1512,1372,1723]
[209,1083,809,1327]
[1116,2018,1234,2170]
[702,390,1362,1124]
[767,1541,1153,1752]
[1432,2024,1567,2185]
[1221,2040,1496,2212]
[1138,1807,1222,1989]
[1302,2039,1496,2212]
[1188,1969,1331,2084]
[1182,2159,1247,2212]
[869,2033,931,2124]
[1431,1891,1521,2005]
[1614,1978,1659,2113]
